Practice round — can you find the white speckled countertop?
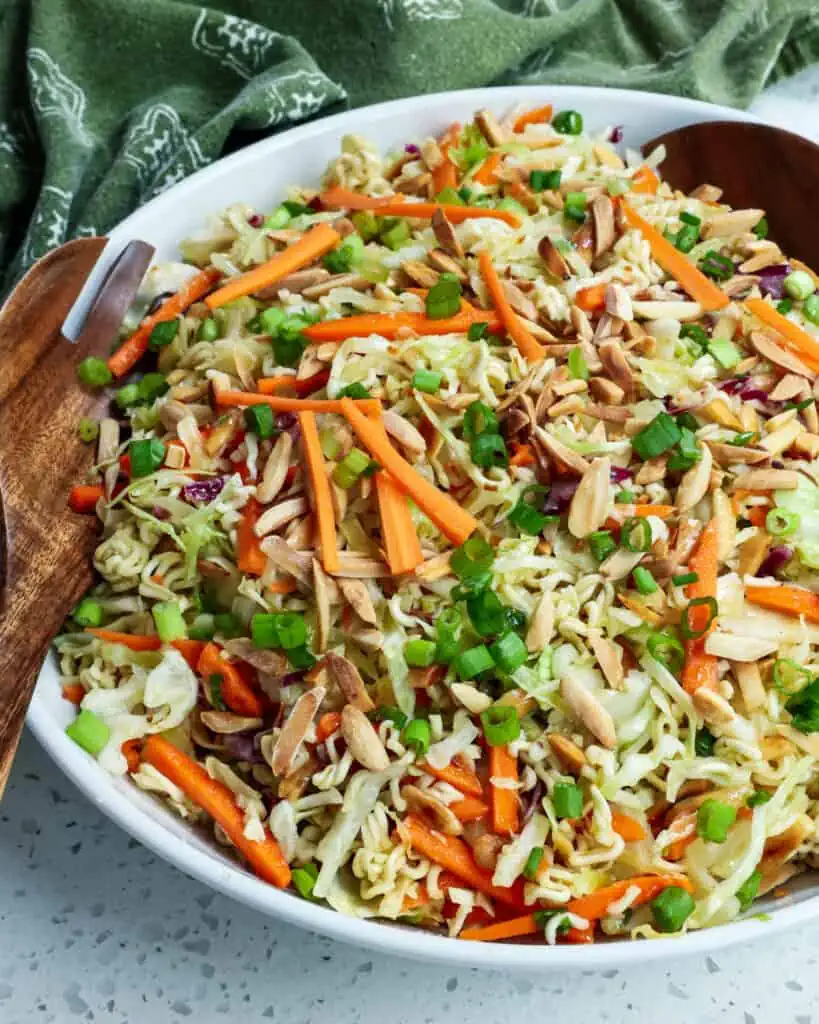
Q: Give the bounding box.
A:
[5,68,819,1024]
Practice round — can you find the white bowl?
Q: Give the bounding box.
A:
[27,85,817,970]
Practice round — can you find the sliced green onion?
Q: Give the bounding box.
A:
[530,169,561,191]
[402,718,432,756]
[78,417,99,443]
[766,507,800,537]
[137,373,169,404]
[287,645,316,670]
[351,211,381,241]
[426,274,462,320]
[77,356,112,389]
[696,799,737,843]
[675,411,700,433]
[65,708,110,756]
[333,447,370,489]
[736,870,761,911]
[462,401,498,440]
[753,217,768,239]
[633,566,657,595]
[264,207,290,229]
[698,251,734,281]
[651,887,695,933]
[450,534,494,580]
[508,485,549,536]
[292,862,319,900]
[679,323,709,350]
[568,346,589,381]
[372,706,409,729]
[251,612,307,650]
[776,297,793,315]
[115,382,141,409]
[632,412,682,460]
[148,319,179,350]
[680,596,718,640]
[152,601,187,643]
[214,612,242,639]
[563,191,587,223]
[244,403,277,439]
[435,186,465,205]
[503,608,527,634]
[260,307,286,336]
[621,517,651,552]
[523,846,544,881]
[694,727,715,756]
[411,369,442,393]
[380,218,411,250]
[674,224,699,253]
[404,638,437,668]
[746,790,772,808]
[480,705,521,746]
[489,631,528,673]
[615,489,635,504]
[680,212,702,228]
[804,294,819,326]
[129,438,165,477]
[338,382,370,400]
[466,588,506,637]
[552,781,583,819]
[468,321,489,342]
[552,110,583,135]
[198,317,220,342]
[586,530,615,563]
[667,427,701,472]
[784,270,815,301]
[730,431,756,446]
[785,678,819,734]
[73,598,104,628]
[647,629,685,674]
[435,608,462,664]
[471,433,508,469]
[454,644,495,680]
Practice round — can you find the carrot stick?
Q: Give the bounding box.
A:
[630,166,660,195]
[214,390,381,417]
[107,268,221,377]
[298,410,339,573]
[745,583,819,624]
[460,913,539,942]
[745,297,819,371]
[257,370,330,397]
[198,642,265,718]
[302,309,503,344]
[340,398,478,546]
[399,814,526,909]
[611,811,648,843]
[68,484,104,513]
[450,796,490,823]
[205,223,340,309]
[419,758,483,798]
[172,639,206,672]
[489,744,520,836]
[509,442,535,467]
[318,187,521,228]
[621,202,730,311]
[472,151,503,186]
[478,250,544,363]
[266,579,299,595]
[513,104,553,133]
[121,739,142,774]
[682,519,719,694]
[315,711,341,744]
[747,506,768,529]
[617,504,676,519]
[575,283,607,312]
[237,498,267,576]
[567,874,694,921]
[143,736,290,886]
[375,468,424,575]
[86,629,161,651]
[432,122,460,193]
[62,684,86,706]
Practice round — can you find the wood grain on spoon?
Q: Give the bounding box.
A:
[0,238,153,796]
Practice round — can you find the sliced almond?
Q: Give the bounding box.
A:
[341,704,390,772]
[259,267,330,299]
[553,378,587,397]
[547,734,587,775]
[325,652,374,711]
[431,208,463,259]
[676,442,713,512]
[495,688,537,717]
[635,455,667,485]
[631,299,703,321]
[428,248,467,281]
[277,753,319,801]
[419,137,443,171]
[692,687,736,727]
[760,418,802,457]
[450,682,493,714]
[617,592,663,625]
[257,432,294,504]
[598,339,634,399]
[712,489,737,562]
[588,376,625,405]
[382,409,426,455]
[589,634,624,690]
[502,280,538,322]
[704,632,778,661]
[526,592,554,652]
[312,558,333,653]
[255,497,308,537]
[535,428,590,476]
[334,553,391,578]
[538,235,571,279]
[751,331,813,378]
[414,551,452,582]
[593,143,625,169]
[351,628,384,650]
[738,530,771,576]
[223,638,289,678]
[591,194,616,258]
[568,456,610,538]
[270,687,325,776]
[733,468,801,491]
[402,259,439,288]
[200,711,264,734]
[701,208,765,239]
[690,183,723,202]
[560,676,616,749]
[301,272,371,300]
[469,833,505,870]
[475,109,508,147]
[707,442,769,466]
[402,783,463,835]
[733,661,766,712]
[570,304,594,343]
[605,283,632,321]
[700,398,744,431]
[337,578,377,625]
[259,535,312,585]
[584,403,631,423]
[600,549,645,584]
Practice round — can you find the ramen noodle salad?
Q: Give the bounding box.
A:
[59,102,819,944]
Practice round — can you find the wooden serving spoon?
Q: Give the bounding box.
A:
[0,238,153,796]
[642,120,819,269]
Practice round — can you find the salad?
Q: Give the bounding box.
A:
[59,102,819,944]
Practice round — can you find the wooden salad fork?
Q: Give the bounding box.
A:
[0,238,153,796]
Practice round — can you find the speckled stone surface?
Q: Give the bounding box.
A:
[5,69,819,1024]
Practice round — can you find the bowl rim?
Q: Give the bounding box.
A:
[28,82,807,970]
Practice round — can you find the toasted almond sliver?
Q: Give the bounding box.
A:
[334,554,391,578]
[700,398,744,431]
[605,283,632,321]
[588,377,625,406]
[200,712,264,734]
[706,442,769,466]
[341,704,390,772]
[589,634,624,690]
[692,687,736,727]
[738,530,771,576]
[257,432,294,504]
[733,468,801,491]
[431,208,463,259]
[402,784,462,836]
[259,535,313,585]
[254,497,308,537]
[712,489,737,563]
[414,551,452,582]
[402,259,439,288]
[534,428,590,476]
[547,734,587,775]
[701,208,765,239]
[560,676,616,749]
[584,403,631,423]
[591,195,616,258]
[428,248,467,281]
[338,577,378,626]
[676,442,713,512]
[302,273,372,300]
[312,558,332,653]
[475,108,508,147]
[598,339,634,399]
[733,661,766,711]
[599,548,644,582]
[568,456,610,539]
[270,687,325,776]
[635,455,667,485]
[450,682,493,714]
[760,419,802,456]
[382,409,426,454]
[704,632,778,661]
[526,592,554,652]
[751,331,814,378]
[325,652,374,712]
[538,235,571,279]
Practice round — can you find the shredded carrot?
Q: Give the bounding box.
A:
[611,811,648,843]
[418,758,483,798]
[575,283,608,312]
[107,268,221,377]
[266,579,299,595]
[568,874,693,922]
[747,506,768,528]
[237,498,267,576]
[318,186,521,227]
[121,739,141,774]
[414,664,447,689]
[198,642,265,718]
[315,711,341,744]
[744,297,819,371]
[624,504,675,519]
[681,519,720,694]
[68,484,104,513]
[432,122,460,193]
[302,309,502,344]
[513,104,553,133]
[205,223,340,309]
[620,202,730,311]
[489,744,519,835]
[460,913,539,942]
[299,410,339,573]
[214,389,381,417]
[450,796,490,823]
[399,814,526,909]
[340,398,478,546]
[143,736,290,887]
[257,370,331,397]
[62,684,85,706]
[472,151,503,186]
[375,468,424,575]
[509,442,535,467]
[630,165,660,195]
[172,639,207,672]
[401,883,430,913]
[478,250,544,363]
[86,629,161,651]
[745,583,819,625]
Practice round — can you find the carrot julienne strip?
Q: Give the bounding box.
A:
[237,497,267,576]
[745,583,819,625]
[432,122,460,193]
[477,250,544,363]
[375,469,424,575]
[460,914,540,942]
[318,186,521,227]
[298,410,339,573]
[489,744,519,836]
[257,370,330,396]
[68,484,104,513]
[681,519,719,694]
[567,874,693,922]
[418,759,483,798]
[472,151,503,186]
[630,165,660,194]
[302,309,503,344]
[744,297,819,371]
[214,390,381,417]
[513,104,553,133]
[198,641,265,718]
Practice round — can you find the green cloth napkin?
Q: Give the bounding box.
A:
[2,0,818,291]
